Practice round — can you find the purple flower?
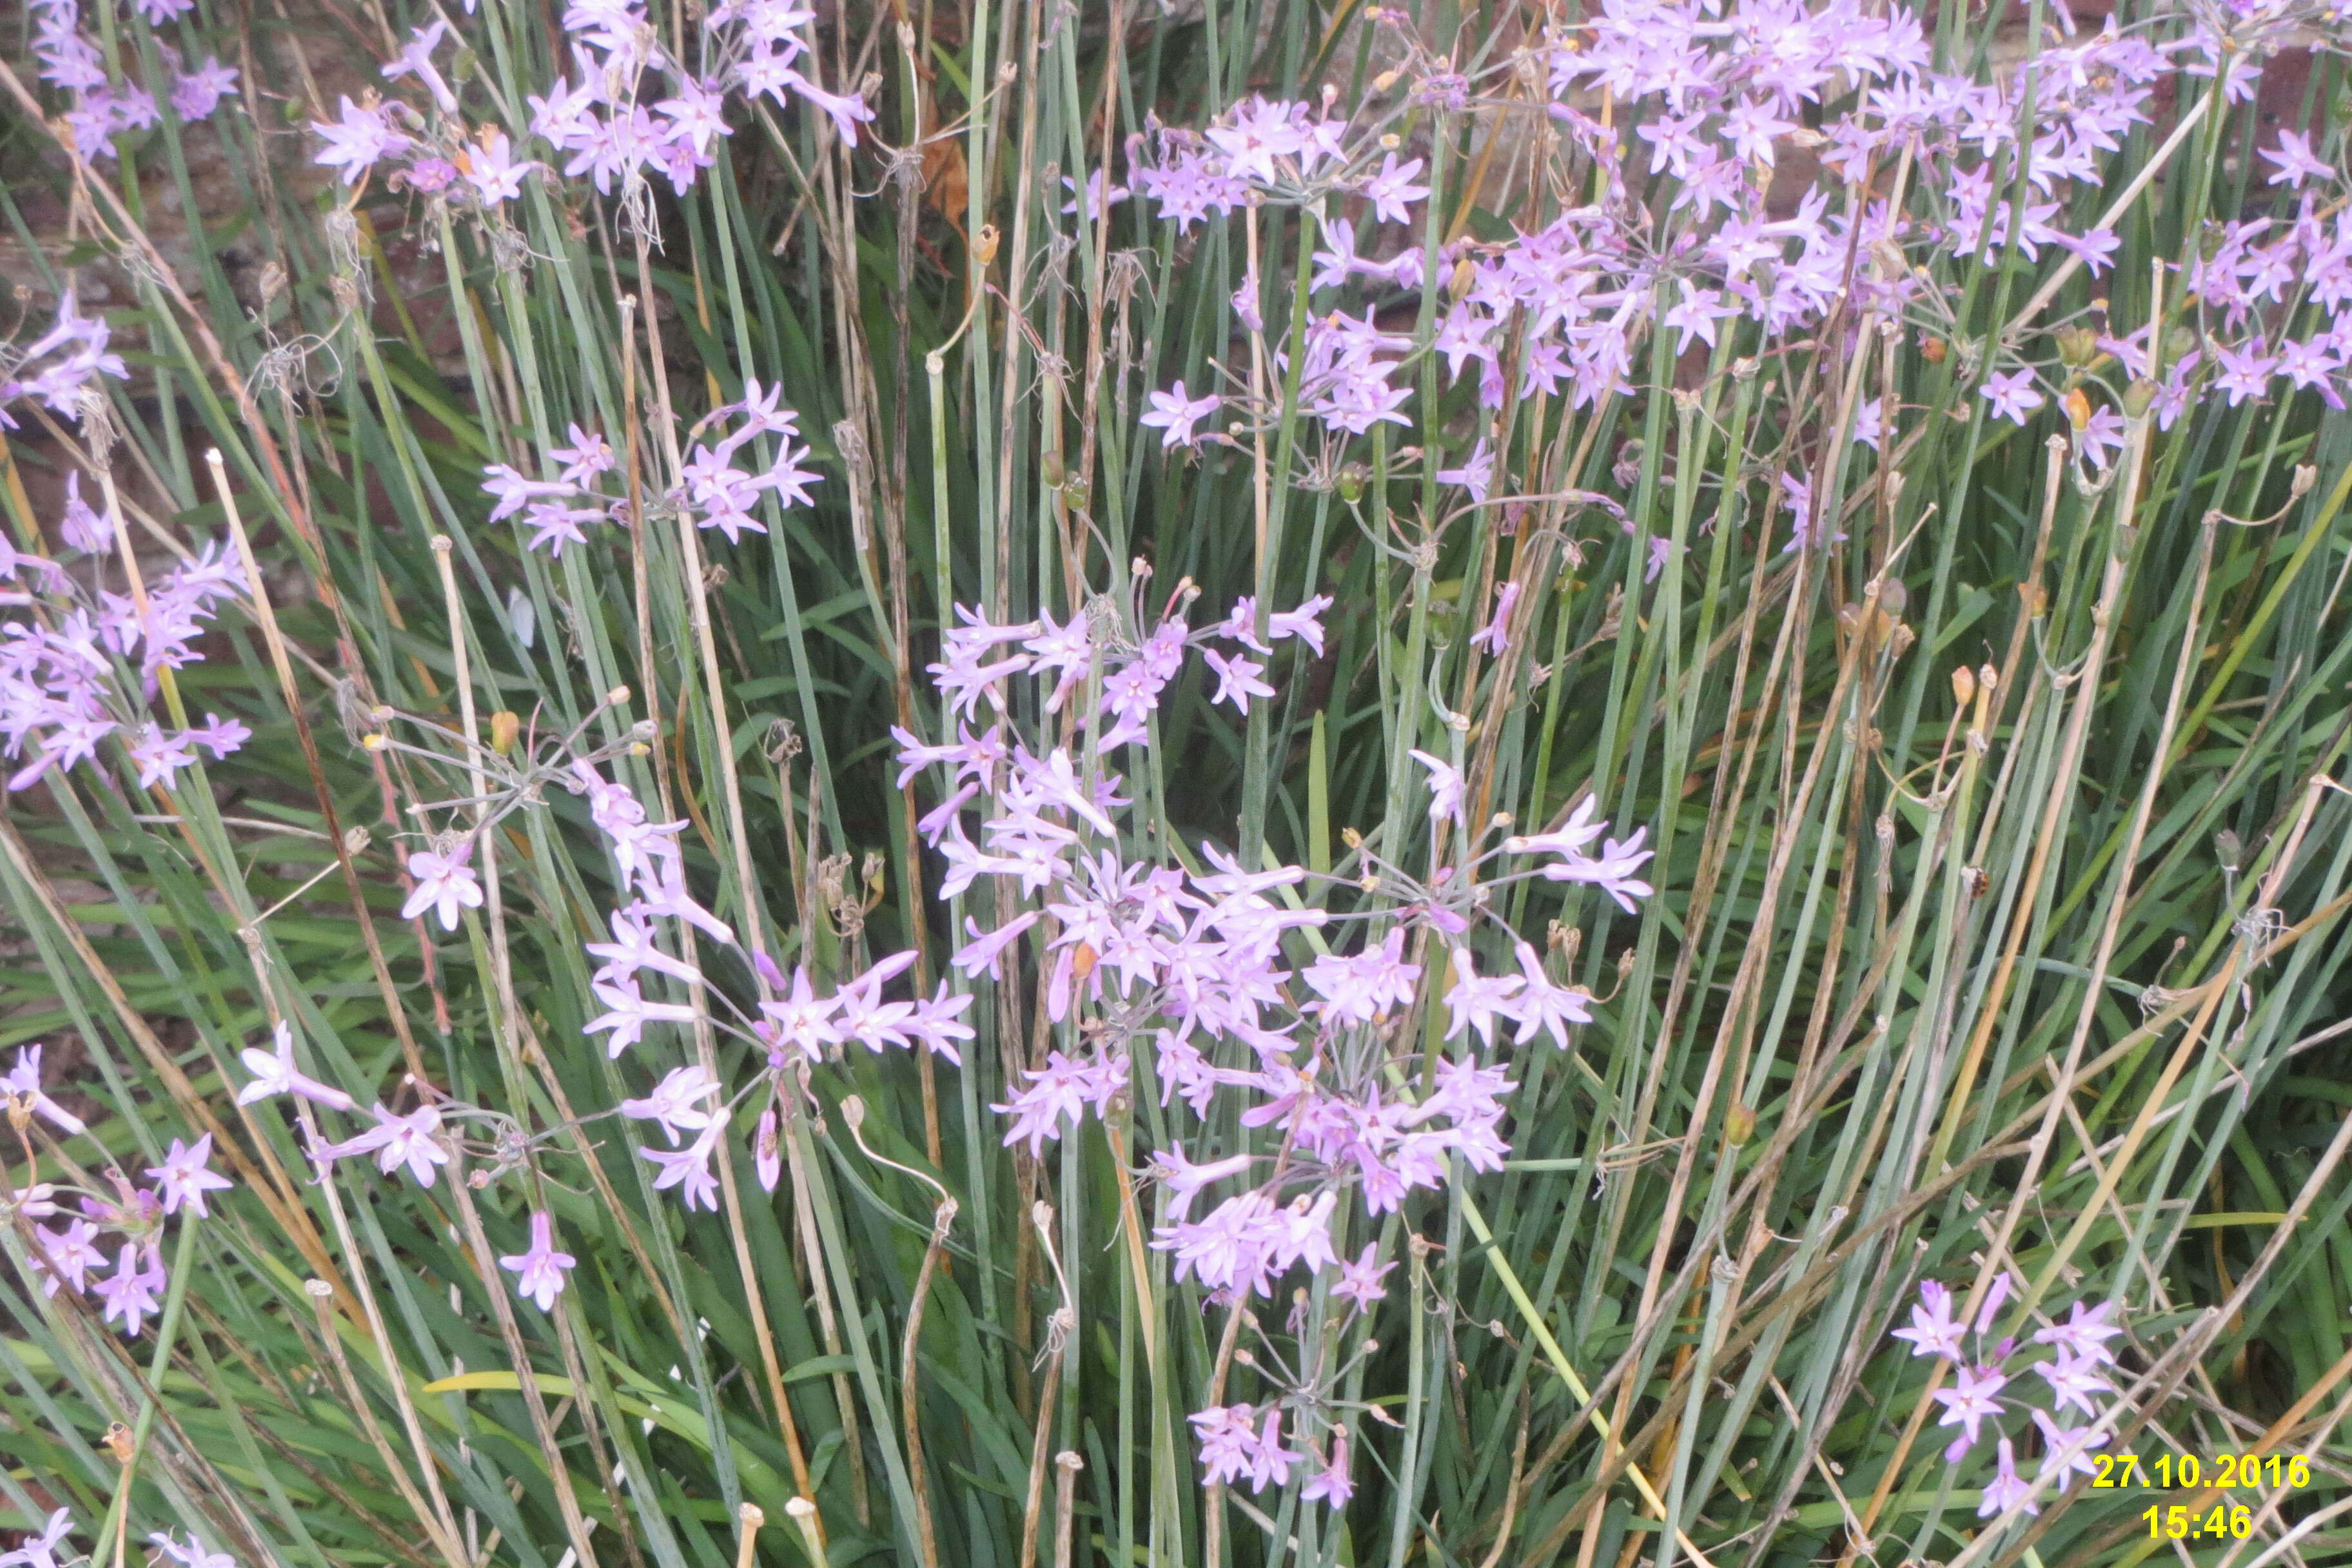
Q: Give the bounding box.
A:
[549,424,616,485]
[1149,1146,1255,1222]
[482,464,576,522]
[188,713,250,758]
[620,1063,721,1143]
[1891,1279,1965,1360]
[1360,152,1428,225]
[1331,1244,1394,1307]
[1205,97,1306,182]
[145,1133,233,1217]
[1501,943,1592,1048]
[171,57,239,121]
[1191,1404,1261,1487]
[952,911,1040,980]
[1930,1362,2008,1457]
[905,983,975,1064]
[2260,129,2332,189]
[148,1533,233,1568]
[1300,1429,1355,1506]
[2211,343,2277,406]
[498,1211,577,1311]
[585,974,699,1057]
[94,1244,166,1337]
[1139,382,1221,449]
[401,841,485,931]
[2032,1299,2122,1365]
[1436,436,1495,502]
[404,157,459,194]
[2,1509,74,1568]
[2075,404,2126,468]
[1408,749,1463,825]
[753,1105,783,1192]
[1242,1407,1304,1491]
[1977,1436,2035,1518]
[384,21,458,114]
[1268,594,1333,656]
[128,725,199,790]
[1469,580,1520,657]
[1442,953,1525,1046]
[587,908,704,988]
[2035,1346,2110,1418]
[1979,369,2044,426]
[994,1049,1125,1155]
[758,966,845,1062]
[783,69,874,146]
[34,1219,106,1297]
[3,1044,87,1134]
[1201,648,1274,714]
[1538,827,1655,912]
[1304,930,1420,1024]
[463,130,540,204]
[311,95,413,185]
[314,1102,450,1187]
[1060,169,1128,220]
[2032,1407,2106,1482]
[642,1125,722,1211]
[237,1022,356,1111]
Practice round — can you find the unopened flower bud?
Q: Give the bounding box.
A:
[489,710,521,756]
[1724,1102,1756,1146]
[1951,665,1976,706]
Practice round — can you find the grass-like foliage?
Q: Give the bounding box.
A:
[5,0,2352,1564]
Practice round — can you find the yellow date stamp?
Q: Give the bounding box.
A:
[2092,1451,2313,1490]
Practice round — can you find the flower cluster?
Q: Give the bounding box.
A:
[562,752,970,1213]
[29,0,239,163]
[306,0,870,206]
[1891,1274,2126,1519]
[0,291,128,426]
[0,505,250,795]
[1122,0,2348,553]
[0,1510,234,1568]
[887,586,1652,1496]
[6,1045,231,1340]
[480,381,819,555]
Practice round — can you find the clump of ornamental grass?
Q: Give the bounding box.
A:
[5,0,2352,1565]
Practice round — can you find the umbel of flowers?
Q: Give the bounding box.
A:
[202,566,1654,1504]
